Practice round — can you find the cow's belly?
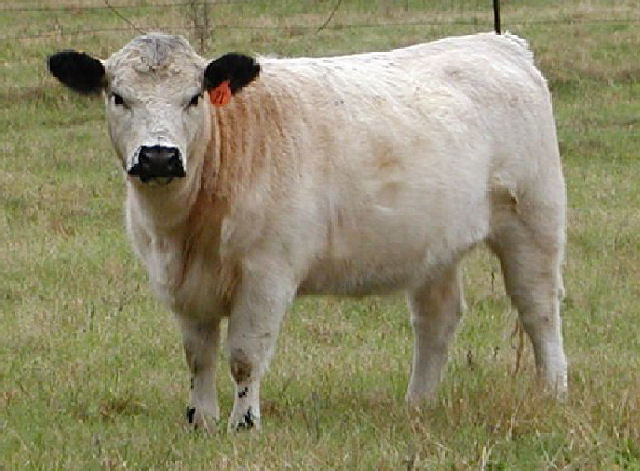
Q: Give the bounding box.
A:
[299,254,434,296]
[298,199,490,296]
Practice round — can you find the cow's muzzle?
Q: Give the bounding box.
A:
[128,145,186,183]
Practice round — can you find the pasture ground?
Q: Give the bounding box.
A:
[1,1,639,469]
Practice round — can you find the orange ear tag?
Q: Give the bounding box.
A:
[209,80,231,107]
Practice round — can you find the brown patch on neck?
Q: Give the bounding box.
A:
[213,99,253,205]
[176,140,240,312]
[211,78,302,208]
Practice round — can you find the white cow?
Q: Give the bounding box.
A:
[48,32,567,432]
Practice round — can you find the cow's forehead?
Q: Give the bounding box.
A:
[105,33,205,91]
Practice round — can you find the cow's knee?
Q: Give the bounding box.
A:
[230,348,254,384]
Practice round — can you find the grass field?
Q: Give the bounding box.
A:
[1,0,639,469]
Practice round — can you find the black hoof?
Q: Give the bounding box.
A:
[186,406,196,424]
[235,407,255,430]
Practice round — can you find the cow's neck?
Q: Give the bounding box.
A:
[127,172,201,236]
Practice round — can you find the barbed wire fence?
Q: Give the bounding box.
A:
[0,0,638,42]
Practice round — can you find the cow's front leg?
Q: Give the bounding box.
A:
[226,262,294,432]
[178,316,221,432]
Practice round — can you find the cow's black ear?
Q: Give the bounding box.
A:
[204,53,260,94]
[47,50,106,95]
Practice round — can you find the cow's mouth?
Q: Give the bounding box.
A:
[129,172,185,186]
[138,175,178,185]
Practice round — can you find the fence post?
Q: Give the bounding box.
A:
[493,0,501,34]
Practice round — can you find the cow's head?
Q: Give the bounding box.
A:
[47,33,259,185]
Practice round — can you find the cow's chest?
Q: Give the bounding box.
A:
[139,236,225,319]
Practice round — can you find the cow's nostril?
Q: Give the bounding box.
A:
[168,154,180,167]
[131,146,184,181]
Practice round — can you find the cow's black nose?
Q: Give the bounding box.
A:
[128,145,186,181]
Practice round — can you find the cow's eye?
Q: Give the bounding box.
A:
[112,93,125,106]
[188,93,201,107]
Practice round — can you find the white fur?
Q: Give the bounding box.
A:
[95,32,568,431]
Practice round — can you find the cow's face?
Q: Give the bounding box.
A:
[47,34,259,185]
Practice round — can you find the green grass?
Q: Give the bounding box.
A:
[1,1,639,469]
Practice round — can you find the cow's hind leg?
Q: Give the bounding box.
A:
[179,316,222,432]
[489,209,568,395]
[406,263,464,406]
